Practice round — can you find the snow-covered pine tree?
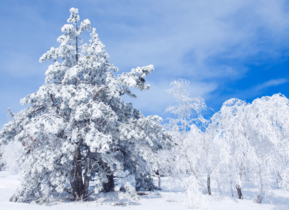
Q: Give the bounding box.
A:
[0,8,171,202]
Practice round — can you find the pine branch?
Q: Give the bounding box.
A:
[64,188,73,195]
[50,94,55,106]
[92,86,108,100]
[8,108,14,118]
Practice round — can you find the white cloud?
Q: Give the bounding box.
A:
[5,0,289,82]
[255,78,289,91]
[94,0,289,81]
[212,78,289,106]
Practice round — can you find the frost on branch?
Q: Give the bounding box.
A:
[67,7,80,25]
[39,8,91,67]
[78,19,91,35]
[117,65,154,98]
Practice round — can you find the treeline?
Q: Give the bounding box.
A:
[158,79,289,208]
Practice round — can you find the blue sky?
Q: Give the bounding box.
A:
[1,0,289,128]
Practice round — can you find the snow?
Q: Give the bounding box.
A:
[0,172,288,210]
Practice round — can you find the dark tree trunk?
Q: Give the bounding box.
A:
[103,173,114,192]
[70,140,85,199]
[207,175,211,195]
[101,162,114,192]
[236,184,243,199]
[75,26,78,63]
[71,144,84,198]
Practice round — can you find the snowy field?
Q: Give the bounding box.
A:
[0,171,288,210]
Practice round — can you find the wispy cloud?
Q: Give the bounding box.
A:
[91,0,289,80]
[211,78,289,107]
[255,78,289,91]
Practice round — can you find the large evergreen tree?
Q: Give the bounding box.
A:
[0,8,171,202]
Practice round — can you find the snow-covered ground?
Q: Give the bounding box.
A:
[0,171,288,210]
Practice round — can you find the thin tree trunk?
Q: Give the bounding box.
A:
[207,175,211,195]
[276,172,282,189]
[75,26,78,63]
[183,146,206,191]
[236,161,244,199]
[256,165,264,203]
[230,180,234,197]
[157,171,161,189]
[155,170,161,189]
[83,148,92,197]
[236,184,243,199]
[256,182,263,203]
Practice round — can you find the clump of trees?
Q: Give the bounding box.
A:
[161,79,289,208]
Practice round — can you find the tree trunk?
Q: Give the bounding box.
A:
[157,170,161,189]
[230,181,234,197]
[183,146,206,191]
[256,182,264,203]
[83,148,92,197]
[101,162,114,192]
[276,172,282,189]
[103,173,114,192]
[236,161,244,199]
[236,184,243,199]
[207,175,211,195]
[75,26,78,63]
[256,165,264,203]
[70,142,84,199]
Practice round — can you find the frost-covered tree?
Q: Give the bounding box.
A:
[166,79,207,133]
[165,79,207,181]
[165,79,218,197]
[245,94,289,202]
[210,94,289,203]
[212,99,258,199]
[163,79,208,208]
[0,140,24,175]
[0,8,171,203]
[193,121,220,196]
